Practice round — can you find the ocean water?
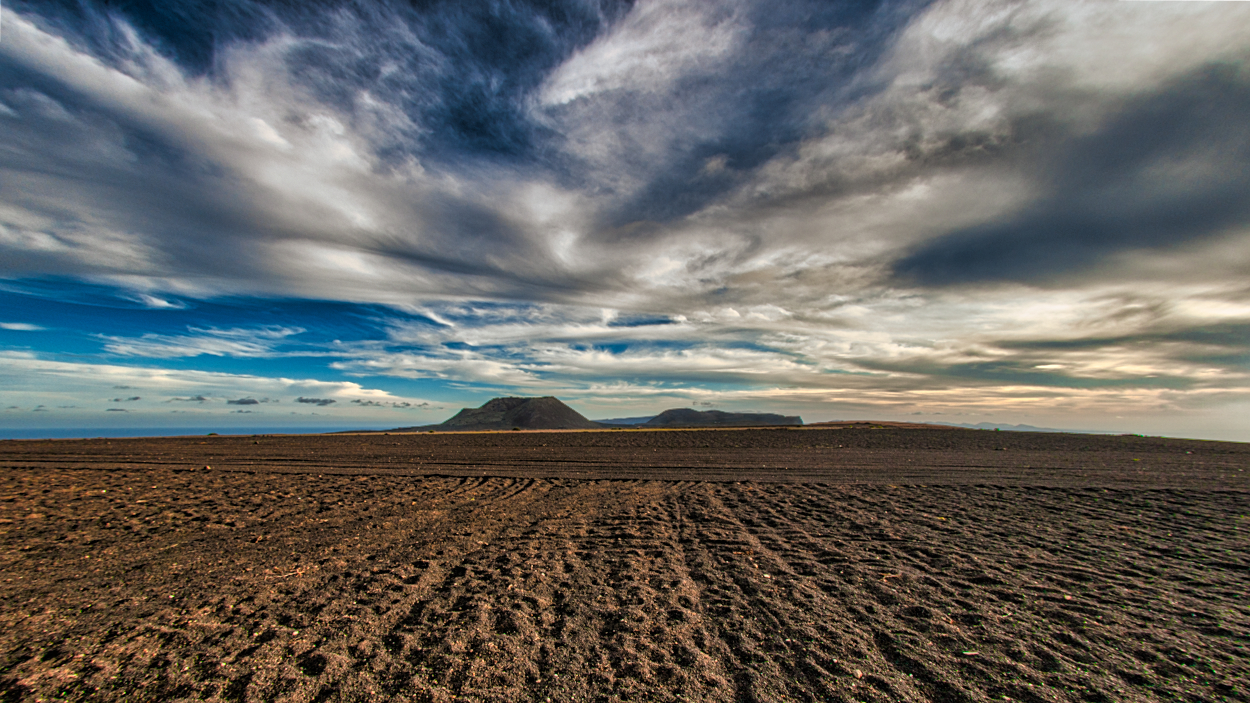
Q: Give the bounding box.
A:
[0,427,383,440]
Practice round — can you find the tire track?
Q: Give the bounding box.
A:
[2,464,1246,702]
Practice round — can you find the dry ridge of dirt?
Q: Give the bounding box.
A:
[0,428,1247,702]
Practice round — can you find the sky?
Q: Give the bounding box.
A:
[2,0,1249,440]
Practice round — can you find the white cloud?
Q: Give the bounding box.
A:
[539,0,743,105]
[0,352,442,423]
[130,294,187,309]
[0,323,44,331]
[100,326,306,358]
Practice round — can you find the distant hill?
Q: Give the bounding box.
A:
[806,420,955,430]
[394,397,601,432]
[593,416,655,426]
[643,409,802,428]
[392,400,804,432]
[806,419,1114,434]
[947,422,1114,434]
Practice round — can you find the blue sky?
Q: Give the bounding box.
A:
[2,0,1249,440]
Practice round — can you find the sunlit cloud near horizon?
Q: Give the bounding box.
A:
[2,0,1249,441]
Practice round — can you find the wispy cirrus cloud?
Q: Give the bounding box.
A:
[100,326,305,357]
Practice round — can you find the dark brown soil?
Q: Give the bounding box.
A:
[1,428,1247,702]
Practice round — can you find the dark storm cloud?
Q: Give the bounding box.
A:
[296,397,336,406]
[893,64,1250,287]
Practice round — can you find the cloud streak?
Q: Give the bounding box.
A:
[101,326,305,358]
[894,64,1250,286]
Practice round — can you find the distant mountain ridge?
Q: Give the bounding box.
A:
[394,397,601,432]
[392,398,1110,435]
[809,420,1117,434]
[946,422,1115,434]
[642,409,802,427]
[593,416,655,426]
[392,399,807,432]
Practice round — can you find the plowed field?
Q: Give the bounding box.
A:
[1,428,1247,702]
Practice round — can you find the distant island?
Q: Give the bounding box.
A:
[391,397,601,432]
[382,397,1111,435]
[392,397,804,432]
[633,408,802,428]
